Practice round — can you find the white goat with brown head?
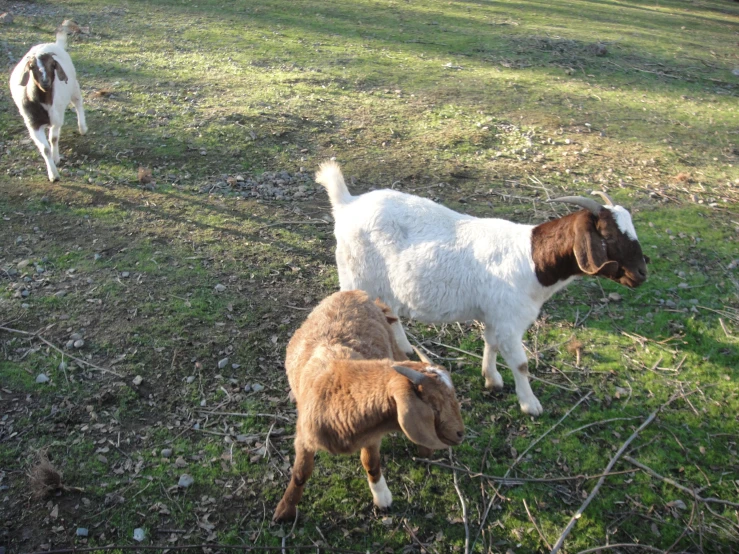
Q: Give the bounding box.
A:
[9,20,87,182]
[316,161,649,417]
[273,290,464,523]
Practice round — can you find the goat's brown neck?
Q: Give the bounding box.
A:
[531,210,591,287]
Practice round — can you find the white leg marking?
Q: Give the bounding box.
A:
[369,475,392,508]
[499,337,543,416]
[30,125,58,181]
[391,319,414,355]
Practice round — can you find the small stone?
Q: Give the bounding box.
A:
[54,290,67,298]
[132,375,143,386]
[186,375,195,384]
[133,528,145,542]
[251,383,264,393]
[36,374,50,384]
[608,292,622,302]
[678,282,689,289]
[70,333,83,341]
[73,339,85,348]
[21,303,30,309]
[76,528,89,537]
[94,253,102,261]
[17,259,30,269]
[175,456,188,468]
[665,300,677,309]
[218,357,229,369]
[178,474,194,488]
[66,340,75,349]
[214,283,226,293]
[58,362,67,371]
[21,289,30,298]
[161,448,173,458]
[231,363,240,369]
[97,454,108,464]
[0,12,15,24]
[121,271,130,278]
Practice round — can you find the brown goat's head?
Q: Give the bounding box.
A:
[551,192,648,288]
[392,361,464,450]
[19,54,68,92]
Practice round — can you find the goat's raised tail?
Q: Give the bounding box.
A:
[55,20,81,50]
[316,161,353,207]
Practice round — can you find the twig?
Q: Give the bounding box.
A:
[282,508,299,554]
[404,520,437,554]
[550,409,660,553]
[563,417,642,437]
[624,456,739,509]
[429,340,482,359]
[451,451,470,554]
[29,546,367,554]
[575,544,668,554]
[412,457,637,484]
[524,498,552,550]
[719,318,731,337]
[0,325,123,378]
[257,220,329,230]
[196,410,292,422]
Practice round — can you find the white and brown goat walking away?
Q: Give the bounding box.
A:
[9,21,87,182]
[316,161,649,416]
[273,290,464,523]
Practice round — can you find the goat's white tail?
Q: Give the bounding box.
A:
[315,161,352,207]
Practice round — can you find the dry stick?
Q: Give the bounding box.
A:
[524,498,553,551]
[404,520,437,554]
[0,325,123,378]
[451,452,470,554]
[549,409,659,554]
[575,544,670,554]
[624,456,739,509]
[563,416,642,437]
[413,457,637,484]
[470,391,593,552]
[282,508,300,554]
[29,546,367,554]
[196,409,292,422]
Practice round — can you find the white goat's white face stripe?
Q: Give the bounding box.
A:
[606,206,638,241]
[36,57,47,81]
[425,367,453,389]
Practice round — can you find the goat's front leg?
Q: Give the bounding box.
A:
[361,442,392,509]
[498,333,543,416]
[49,124,62,164]
[273,441,315,523]
[390,318,414,355]
[482,325,504,391]
[29,125,59,182]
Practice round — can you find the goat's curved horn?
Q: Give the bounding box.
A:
[392,364,426,386]
[412,345,432,364]
[590,190,614,206]
[547,196,602,216]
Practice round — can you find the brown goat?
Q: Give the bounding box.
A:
[273,290,464,523]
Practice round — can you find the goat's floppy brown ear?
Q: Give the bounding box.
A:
[374,298,398,325]
[393,365,447,450]
[573,221,619,276]
[19,64,31,86]
[53,60,68,83]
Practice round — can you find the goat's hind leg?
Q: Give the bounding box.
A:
[273,440,315,522]
[71,81,87,135]
[361,442,392,509]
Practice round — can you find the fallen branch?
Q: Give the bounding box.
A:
[563,416,642,437]
[31,544,367,554]
[196,409,292,422]
[412,457,637,484]
[0,325,123,378]
[550,409,659,553]
[575,544,669,554]
[451,451,470,554]
[624,455,739,509]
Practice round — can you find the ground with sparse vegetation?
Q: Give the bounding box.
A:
[1,0,738,552]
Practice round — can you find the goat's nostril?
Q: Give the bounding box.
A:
[457,431,464,438]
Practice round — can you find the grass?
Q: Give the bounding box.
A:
[0,0,737,552]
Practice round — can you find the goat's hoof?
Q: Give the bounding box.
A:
[79,126,88,135]
[520,397,544,416]
[49,174,60,182]
[484,378,504,392]
[272,502,297,524]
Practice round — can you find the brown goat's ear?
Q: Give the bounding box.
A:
[19,65,31,86]
[374,298,398,325]
[573,222,619,276]
[54,61,68,83]
[394,387,447,451]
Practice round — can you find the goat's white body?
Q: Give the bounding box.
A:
[318,162,576,415]
[9,37,87,181]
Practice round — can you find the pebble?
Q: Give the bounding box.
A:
[161,448,173,458]
[76,528,89,537]
[186,375,195,384]
[58,362,67,371]
[54,290,67,298]
[17,259,30,269]
[121,271,130,278]
[36,374,50,384]
[21,289,30,297]
[178,474,194,488]
[608,292,622,302]
[231,363,240,369]
[214,283,226,292]
[665,300,677,309]
[251,383,265,393]
[21,303,30,309]
[70,333,83,341]
[175,456,188,468]
[132,375,143,386]
[678,282,690,289]
[218,357,229,369]
[66,340,75,349]
[73,339,85,348]
[94,253,101,261]
[133,528,145,542]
